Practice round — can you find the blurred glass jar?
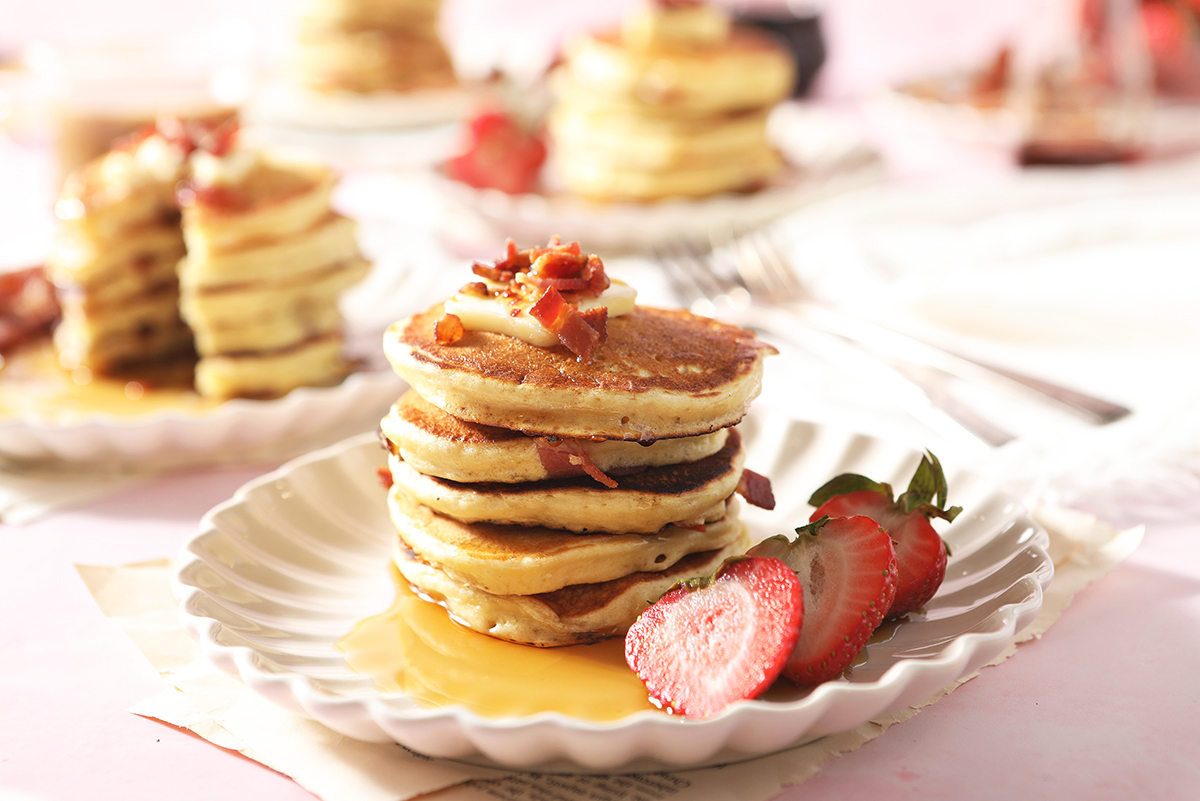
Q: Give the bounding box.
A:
[10,30,253,187]
[1010,0,1154,165]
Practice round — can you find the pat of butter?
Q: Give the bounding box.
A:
[444,279,637,347]
[191,148,259,188]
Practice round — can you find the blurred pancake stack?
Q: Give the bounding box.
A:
[380,238,777,646]
[289,0,457,94]
[47,126,194,379]
[547,0,796,201]
[44,116,369,399]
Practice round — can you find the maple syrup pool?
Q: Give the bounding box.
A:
[335,567,889,720]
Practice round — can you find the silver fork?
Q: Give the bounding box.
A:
[656,233,1132,446]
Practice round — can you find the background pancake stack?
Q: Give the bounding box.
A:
[380,256,776,647]
[47,130,194,377]
[177,149,370,399]
[289,0,457,95]
[44,117,371,399]
[547,0,796,202]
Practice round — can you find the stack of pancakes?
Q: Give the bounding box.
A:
[47,130,193,376]
[45,118,369,399]
[177,149,370,399]
[547,1,795,202]
[290,0,457,94]
[381,272,776,647]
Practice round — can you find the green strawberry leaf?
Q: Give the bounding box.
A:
[807,473,893,508]
[793,515,831,539]
[898,451,961,523]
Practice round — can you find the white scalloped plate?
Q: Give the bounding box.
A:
[173,413,1052,772]
[0,224,436,468]
[0,367,402,468]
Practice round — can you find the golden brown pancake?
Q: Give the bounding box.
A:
[546,2,794,201]
[387,487,742,595]
[178,152,368,399]
[387,426,745,533]
[394,525,750,646]
[384,305,775,441]
[554,27,795,118]
[381,389,729,484]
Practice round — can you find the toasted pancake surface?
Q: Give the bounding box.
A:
[394,526,749,646]
[385,304,774,440]
[388,488,742,595]
[382,390,728,483]
[388,426,744,533]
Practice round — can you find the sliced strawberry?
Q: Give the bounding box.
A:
[808,452,961,618]
[749,515,898,685]
[624,556,803,718]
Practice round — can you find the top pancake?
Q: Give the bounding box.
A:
[384,304,775,441]
[554,27,795,118]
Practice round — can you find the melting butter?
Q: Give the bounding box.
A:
[443,278,636,347]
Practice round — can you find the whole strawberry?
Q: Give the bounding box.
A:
[749,515,898,685]
[444,110,546,195]
[624,556,803,718]
[808,452,961,618]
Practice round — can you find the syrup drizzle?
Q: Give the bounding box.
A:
[337,568,659,721]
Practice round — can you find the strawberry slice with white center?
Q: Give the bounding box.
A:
[749,515,898,685]
[624,556,803,718]
[808,452,961,618]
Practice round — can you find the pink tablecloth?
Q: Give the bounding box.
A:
[1,464,1194,799]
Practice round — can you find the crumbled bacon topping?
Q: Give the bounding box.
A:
[452,237,614,361]
[736,468,776,510]
[155,115,240,157]
[376,467,394,489]
[534,437,619,488]
[434,312,465,345]
[0,266,61,356]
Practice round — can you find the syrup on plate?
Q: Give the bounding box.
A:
[338,567,660,721]
[0,341,219,421]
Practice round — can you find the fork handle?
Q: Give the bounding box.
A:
[788,302,1131,425]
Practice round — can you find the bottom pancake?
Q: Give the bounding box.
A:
[393,524,750,647]
[194,333,349,399]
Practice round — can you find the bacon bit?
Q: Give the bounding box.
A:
[557,309,605,362]
[529,287,606,361]
[534,437,619,488]
[155,115,240,157]
[736,468,776,510]
[0,266,62,356]
[676,522,708,532]
[434,312,465,345]
[196,117,239,157]
[472,262,516,283]
[533,276,591,292]
[584,254,609,295]
[577,306,608,339]
[531,249,588,279]
[493,238,533,272]
[529,286,566,326]
[459,281,490,297]
[376,467,394,489]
